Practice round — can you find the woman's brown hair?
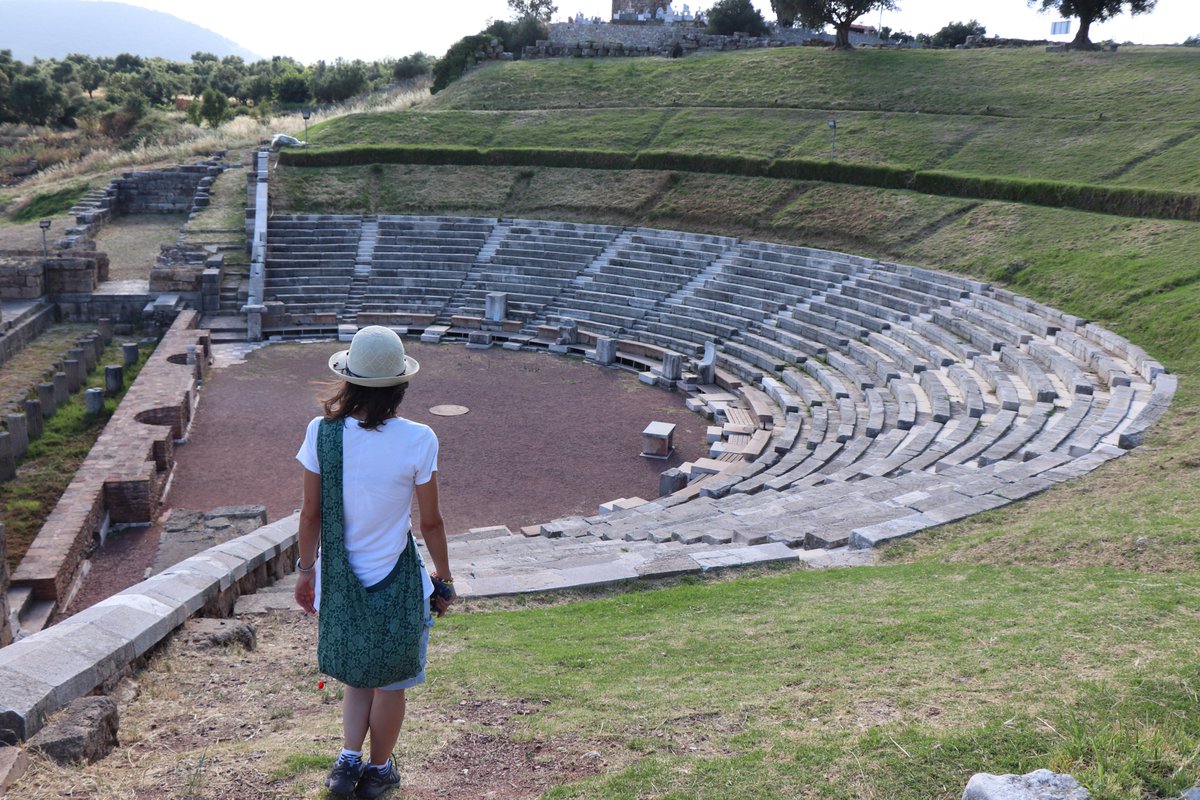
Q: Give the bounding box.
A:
[322,381,409,430]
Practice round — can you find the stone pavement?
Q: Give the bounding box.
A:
[235,516,874,614]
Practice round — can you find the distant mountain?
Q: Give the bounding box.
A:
[0,0,260,62]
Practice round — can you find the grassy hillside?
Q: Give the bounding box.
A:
[264,47,1200,798]
[310,47,1200,190]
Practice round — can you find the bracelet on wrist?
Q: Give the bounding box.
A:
[296,558,316,574]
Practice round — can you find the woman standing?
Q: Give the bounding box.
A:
[293,326,455,799]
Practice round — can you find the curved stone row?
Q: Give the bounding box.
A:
[261,215,1175,592]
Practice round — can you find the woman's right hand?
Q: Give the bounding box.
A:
[294,570,317,614]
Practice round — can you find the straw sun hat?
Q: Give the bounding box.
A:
[328,326,420,387]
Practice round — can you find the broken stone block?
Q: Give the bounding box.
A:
[25,696,118,765]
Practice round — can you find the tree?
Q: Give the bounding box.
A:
[930,19,986,48]
[774,0,896,49]
[8,73,65,127]
[273,70,311,104]
[199,87,228,128]
[507,0,557,23]
[1030,0,1156,50]
[707,0,769,36]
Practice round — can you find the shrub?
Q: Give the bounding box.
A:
[706,0,769,36]
[393,52,434,81]
[930,20,986,49]
[432,34,496,94]
[484,16,548,59]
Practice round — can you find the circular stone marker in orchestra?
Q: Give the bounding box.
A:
[429,404,470,417]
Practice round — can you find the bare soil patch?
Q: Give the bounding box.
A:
[13,612,608,799]
[93,215,187,281]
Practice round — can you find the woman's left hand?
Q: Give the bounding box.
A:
[432,576,457,617]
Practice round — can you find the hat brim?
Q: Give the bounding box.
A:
[328,351,420,387]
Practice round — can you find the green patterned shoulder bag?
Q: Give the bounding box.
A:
[316,418,425,688]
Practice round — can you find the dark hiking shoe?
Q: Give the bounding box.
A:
[355,761,401,799]
[325,756,366,797]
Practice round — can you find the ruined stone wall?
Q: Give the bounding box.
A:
[10,312,210,606]
[531,23,817,57]
[113,164,219,215]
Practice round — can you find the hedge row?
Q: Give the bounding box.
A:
[278,145,1200,222]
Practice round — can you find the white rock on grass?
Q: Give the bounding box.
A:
[962,769,1090,800]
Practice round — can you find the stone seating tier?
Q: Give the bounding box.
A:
[254,214,1171,567]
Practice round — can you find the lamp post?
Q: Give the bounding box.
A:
[38,219,51,263]
[828,118,837,159]
[302,109,311,146]
[38,219,52,291]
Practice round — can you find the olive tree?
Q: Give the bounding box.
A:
[772,0,896,49]
[1030,0,1156,49]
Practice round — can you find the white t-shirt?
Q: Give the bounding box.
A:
[296,415,438,606]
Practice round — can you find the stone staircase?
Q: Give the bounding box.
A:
[338,217,379,325]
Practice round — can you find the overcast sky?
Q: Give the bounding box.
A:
[95,0,1200,63]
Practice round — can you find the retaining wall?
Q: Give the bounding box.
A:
[9,312,211,608]
[0,516,299,742]
[0,253,108,300]
[530,22,883,58]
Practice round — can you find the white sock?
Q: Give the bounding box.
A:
[338,748,363,764]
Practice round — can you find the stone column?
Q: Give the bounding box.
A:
[37,382,57,418]
[661,352,683,381]
[63,359,83,393]
[105,365,124,396]
[595,337,617,366]
[485,292,507,322]
[24,399,43,441]
[0,523,12,647]
[53,372,69,405]
[122,342,140,367]
[0,433,14,482]
[246,305,265,342]
[77,338,97,372]
[7,414,28,460]
[97,318,114,343]
[85,388,105,415]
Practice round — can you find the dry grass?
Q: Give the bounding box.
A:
[0,83,431,223]
[93,216,186,281]
[13,611,599,800]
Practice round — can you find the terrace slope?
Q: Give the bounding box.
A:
[311,47,1200,190]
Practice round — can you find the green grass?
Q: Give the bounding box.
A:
[433,47,1200,120]
[1,341,151,569]
[266,44,1200,799]
[313,108,1200,191]
[10,184,88,223]
[424,564,1200,799]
